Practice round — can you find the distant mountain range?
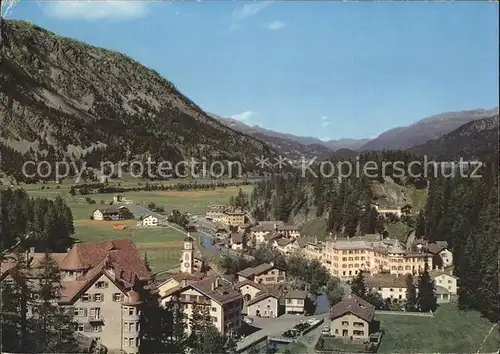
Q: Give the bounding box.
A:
[409,114,499,161]
[214,108,499,160]
[359,108,499,151]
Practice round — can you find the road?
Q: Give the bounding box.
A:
[237,313,330,353]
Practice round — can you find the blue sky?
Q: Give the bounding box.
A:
[8,1,499,140]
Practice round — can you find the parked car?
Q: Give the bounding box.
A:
[322,326,330,334]
[243,316,253,324]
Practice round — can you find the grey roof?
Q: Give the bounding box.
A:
[330,294,375,323]
[185,276,243,305]
[238,263,281,278]
[247,290,280,306]
[285,290,307,299]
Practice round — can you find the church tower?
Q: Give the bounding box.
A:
[181,233,194,274]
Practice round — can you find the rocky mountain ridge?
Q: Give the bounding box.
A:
[0,20,273,170]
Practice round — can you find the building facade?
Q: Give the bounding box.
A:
[237,263,286,285]
[1,239,152,354]
[142,215,158,227]
[330,294,376,340]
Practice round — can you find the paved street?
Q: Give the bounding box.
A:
[237,313,330,352]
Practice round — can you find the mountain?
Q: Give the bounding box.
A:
[408,114,499,160]
[213,115,369,159]
[360,108,499,151]
[211,115,334,160]
[0,20,273,171]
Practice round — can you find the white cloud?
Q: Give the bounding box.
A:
[320,137,332,142]
[231,110,256,122]
[43,1,152,21]
[267,21,285,30]
[228,1,274,31]
[321,115,330,127]
[232,1,273,22]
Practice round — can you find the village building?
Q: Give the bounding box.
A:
[93,207,120,221]
[1,239,152,354]
[205,205,227,221]
[222,210,246,227]
[275,224,301,238]
[141,214,158,227]
[419,241,454,269]
[237,262,286,285]
[299,235,434,280]
[249,222,285,245]
[430,270,458,297]
[230,232,244,251]
[365,274,408,304]
[371,204,402,219]
[161,276,244,336]
[246,291,281,318]
[273,237,299,255]
[330,294,377,341]
[284,290,307,314]
[233,279,266,303]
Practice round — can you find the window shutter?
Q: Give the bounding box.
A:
[101,293,104,302]
[84,308,88,317]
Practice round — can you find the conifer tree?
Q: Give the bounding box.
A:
[416,262,437,312]
[350,271,367,298]
[415,210,426,238]
[29,252,77,353]
[405,274,417,312]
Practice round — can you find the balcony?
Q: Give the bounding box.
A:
[88,315,104,323]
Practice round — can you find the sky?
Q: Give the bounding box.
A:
[6,1,499,141]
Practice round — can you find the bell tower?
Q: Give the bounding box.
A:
[181,233,194,274]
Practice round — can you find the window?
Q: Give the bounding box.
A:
[286,299,292,304]
[212,316,218,323]
[124,338,129,347]
[74,308,86,317]
[91,325,102,332]
[341,321,349,326]
[353,330,364,336]
[124,322,129,332]
[77,323,84,332]
[211,307,217,312]
[129,322,134,332]
[94,294,103,302]
[95,281,108,289]
[81,294,90,302]
[136,322,140,332]
[128,308,135,316]
[128,338,134,347]
[113,293,123,302]
[448,280,452,284]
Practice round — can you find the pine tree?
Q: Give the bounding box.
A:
[415,210,426,238]
[143,252,152,273]
[350,271,367,298]
[29,252,77,353]
[165,299,188,353]
[416,262,437,312]
[405,274,417,312]
[188,303,213,351]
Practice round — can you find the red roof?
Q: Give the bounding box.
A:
[60,239,150,281]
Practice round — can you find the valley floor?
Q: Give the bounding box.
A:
[17,179,253,273]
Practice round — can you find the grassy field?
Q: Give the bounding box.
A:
[13,180,254,273]
[377,303,499,353]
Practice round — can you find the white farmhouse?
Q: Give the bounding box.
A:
[142,215,158,227]
[93,209,104,221]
